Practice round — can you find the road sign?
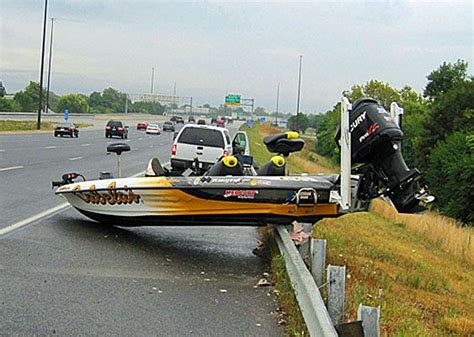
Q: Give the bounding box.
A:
[246,118,253,129]
[64,109,69,121]
[225,94,241,106]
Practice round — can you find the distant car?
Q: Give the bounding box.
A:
[188,116,196,123]
[210,118,217,126]
[162,121,175,132]
[137,122,148,130]
[170,116,184,124]
[197,119,206,125]
[105,120,128,139]
[54,122,79,138]
[216,119,225,127]
[146,123,161,135]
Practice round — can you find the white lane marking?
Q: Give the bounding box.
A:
[69,157,82,161]
[0,149,5,152]
[0,170,146,237]
[81,143,90,147]
[0,203,70,237]
[45,146,57,149]
[138,138,143,140]
[0,166,24,172]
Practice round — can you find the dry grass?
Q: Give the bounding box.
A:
[314,213,474,336]
[370,199,474,264]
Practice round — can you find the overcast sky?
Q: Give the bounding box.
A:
[1,0,472,113]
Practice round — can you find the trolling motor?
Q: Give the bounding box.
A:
[52,172,86,188]
[336,98,433,213]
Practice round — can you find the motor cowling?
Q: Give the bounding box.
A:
[336,98,432,213]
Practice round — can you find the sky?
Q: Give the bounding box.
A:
[1,0,472,113]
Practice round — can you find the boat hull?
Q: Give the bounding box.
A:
[56,175,340,226]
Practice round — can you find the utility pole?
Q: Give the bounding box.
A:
[190,97,193,115]
[45,17,55,114]
[37,0,48,129]
[150,67,154,93]
[296,55,303,115]
[275,82,280,125]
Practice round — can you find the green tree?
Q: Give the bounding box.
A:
[0,97,21,111]
[344,80,401,108]
[288,113,309,133]
[315,105,340,163]
[56,94,89,114]
[254,107,266,116]
[424,59,469,101]
[426,132,473,224]
[0,81,6,97]
[13,81,46,112]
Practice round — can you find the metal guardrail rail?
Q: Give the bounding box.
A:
[275,225,338,337]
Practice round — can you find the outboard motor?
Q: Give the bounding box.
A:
[336,98,432,213]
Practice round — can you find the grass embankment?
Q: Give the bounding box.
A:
[241,122,336,174]
[0,120,92,132]
[246,122,474,336]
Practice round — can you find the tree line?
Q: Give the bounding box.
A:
[0,84,165,115]
[289,60,473,224]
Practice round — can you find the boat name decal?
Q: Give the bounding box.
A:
[73,182,141,205]
[223,190,258,199]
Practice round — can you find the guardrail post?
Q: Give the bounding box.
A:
[327,265,346,324]
[298,223,312,266]
[357,304,381,337]
[311,239,326,287]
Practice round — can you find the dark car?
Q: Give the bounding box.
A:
[170,116,184,124]
[54,122,79,138]
[188,116,196,123]
[105,120,128,139]
[162,121,175,132]
[197,119,206,125]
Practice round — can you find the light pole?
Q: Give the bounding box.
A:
[275,82,280,125]
[45,17,55,114]
[37,0,49,129]
[296,55,303,115]
[150,67,154,93]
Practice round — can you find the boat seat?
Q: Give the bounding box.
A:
[263,132,305,156]
[205,156,244,176]
[145,158,165,176]
[107,143,130,155]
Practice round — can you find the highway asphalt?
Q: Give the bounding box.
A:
[0,118,281,335]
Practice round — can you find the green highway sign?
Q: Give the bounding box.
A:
[225,94,241,106]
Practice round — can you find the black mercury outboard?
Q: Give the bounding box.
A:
[336,98,432,213]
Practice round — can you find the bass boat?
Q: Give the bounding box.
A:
[54,99,433,227]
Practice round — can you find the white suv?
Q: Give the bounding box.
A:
[171,124,233,172]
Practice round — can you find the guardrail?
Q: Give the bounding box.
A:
[275,225,338,336]
[275,223,381,337]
